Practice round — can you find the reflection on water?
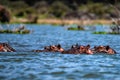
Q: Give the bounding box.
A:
[0,24,120,80]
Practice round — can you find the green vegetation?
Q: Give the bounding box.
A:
[0,29,30,34]
[49,1,72,18]
[78,3,115,18]
[67,24,84,30]
[93,31,120,35]
[68,27,84,31]
[0,0,120,20]
[92,31,107,34]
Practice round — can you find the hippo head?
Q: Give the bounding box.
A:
[44,44,64,52]
[0,43,16,52]
[105,45,116,54]
[85,44,93,54]
[71,43,79,49]
[57,44,64,52]
[94,45,107,53]
[54,44,64,52]
[79,46,86,53]
[50,45,58,51]
[105,45,110,51]
[78,45,93,54]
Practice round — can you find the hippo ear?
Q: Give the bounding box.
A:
[2,43,6,46]
[44,46,47,49]
[86,44,90,48]
[106,45,110,50]
[71,45,74,48]
[5,43,9,47]
[57,44,61,48]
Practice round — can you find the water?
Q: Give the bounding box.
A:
[0,24,120,80]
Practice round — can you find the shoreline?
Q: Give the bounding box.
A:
[10,18,113,25]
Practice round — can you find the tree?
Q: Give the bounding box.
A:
[49,1,71,18]
[0,5,10,23]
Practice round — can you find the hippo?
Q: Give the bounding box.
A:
[33,44,64,52]
[82,44,93,54]
[0,43,16,52]
[0,42,116,55]
[93,45,107,53]
[29,44,117,54]
[105,45,116,54]
[62,44,93,54]
[93,45,116,54]
[62,44,81,54]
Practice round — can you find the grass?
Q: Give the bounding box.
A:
[92,31,107,34]
[10,18,113,25]
[0,29,30,34]
[68,27,84,30]
[93,31,120,35]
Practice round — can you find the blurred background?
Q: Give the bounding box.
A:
[0,0,120,24]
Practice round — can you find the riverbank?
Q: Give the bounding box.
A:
[10,18,113,25]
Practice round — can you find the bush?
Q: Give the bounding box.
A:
[0,5,10,22]
[79,3,115,18]
[49,1,71,18]
[33,1,49,15]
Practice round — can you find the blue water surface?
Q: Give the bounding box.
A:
[0,24,120,80]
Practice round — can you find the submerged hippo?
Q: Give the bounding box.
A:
[93,45,116,54]
[0,43,16,52]
[106,46,116,54]
[33,44,64,52]
[62,44,93,54]
[62,44,116,54]
[0,42,116,55]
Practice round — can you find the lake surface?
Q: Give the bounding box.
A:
[0,24,120,80]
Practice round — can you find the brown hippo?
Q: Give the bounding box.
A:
[93,45,116,54]
[105,45,116,54]
[62,48,78,54]
[32,44,116,54]
[62,44,93,54]
[93,45,108,53]
[56,44,64,52]
[33,44,64,52]
[76,44,93,54]
[0,5,10,23]
[0,43,16,52]
[83,45,93,54]
[62,44,81,54]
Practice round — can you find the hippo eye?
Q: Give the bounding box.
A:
[87,44,90,47]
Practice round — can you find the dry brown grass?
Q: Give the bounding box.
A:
[11,18,113,25]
